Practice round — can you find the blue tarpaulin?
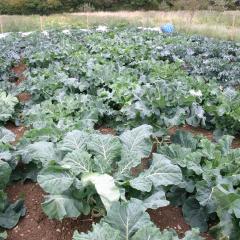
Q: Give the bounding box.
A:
[161,24,175,33]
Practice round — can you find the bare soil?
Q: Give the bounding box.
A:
[12,63,27,86]
[12,62,32,102]
[148,207,214,240]
[98,126,116,135]
[17,92,31,103]
[168,125,213,140]
[6,182,98,240]
[169,124,240,148]
[5,122,26,144]
[6,182,214,240]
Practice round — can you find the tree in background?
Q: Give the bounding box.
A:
[169,0,209,10]
[209,0,226,10]
[0,0,239,14]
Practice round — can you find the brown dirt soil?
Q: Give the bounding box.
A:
[12,62,32,103]
[232,137,240,149]
[12,63,27,86]
[169,124,240,149]
[17,92,31,103]
[148,207,214,240]
[168,125,213,140]
[5,122,26,144]
[131,143,157,176]
[98,127,116,135]
[6,182,98,240]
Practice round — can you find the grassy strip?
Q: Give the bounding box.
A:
[0,10,240,41]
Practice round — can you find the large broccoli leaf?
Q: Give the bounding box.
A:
[0,92,18,122]
[73,222,121,240]
[42,194,83,220]
[104,199,150,239]
[0,128,15,144]
[18,141,57,165]
[0,199,26,229]
[59,130,89,152]
[0,160,11,190]
[88,133,121,174]
[117,125,153,177]
[130,154,182,192]
[61,150,92,175]
[38,164,75,194]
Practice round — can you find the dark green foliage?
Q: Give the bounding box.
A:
[0,198,26,229]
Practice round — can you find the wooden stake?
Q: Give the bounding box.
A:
[232,14,236,41]
[40,16,43,31]
[87,13,89,29]
[0,16,3,33]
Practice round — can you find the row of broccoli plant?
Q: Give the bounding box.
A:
[0,91,26,238]
[1,29,239,87]
[13,124,240,239]
[0,127,26,238]
[158,131,240,239]
[1,29,240,135]
[1,85,239,239]
[16,124,201,239]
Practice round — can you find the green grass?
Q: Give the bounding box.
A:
[0,10,240,41]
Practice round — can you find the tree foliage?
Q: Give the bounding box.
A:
[0,0,239,14]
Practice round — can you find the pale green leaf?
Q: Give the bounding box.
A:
[38,165,75,194]
[0,231,7,240]
[42,194,83,220]
[213,185,240,219]
[199,139,216,160]
[183,229,204,240]
[0,92,18,122]
[132,225,163,240]
[104,198,150,239]
[0,128,15,144]
[143,189,169,209]
[59,130,89,152]
[0,160,11,189]
[88,133,121,174]
[73,223,121,240]
[117,125,153,177]
[19,141,57,165]
[61,150,92,175]
[217,135,234,155]
[82,173,120,210]
[130,154,182,192]
[196,181,215,213]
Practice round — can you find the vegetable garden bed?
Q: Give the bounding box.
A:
[0,27,240,240]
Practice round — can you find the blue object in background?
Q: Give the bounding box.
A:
[161,23,175,33]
